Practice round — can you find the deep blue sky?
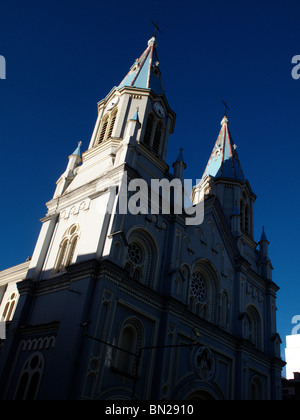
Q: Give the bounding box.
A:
[0,0,299,368]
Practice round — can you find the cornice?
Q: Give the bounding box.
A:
[18,320,60,336]
[0,261,30,284]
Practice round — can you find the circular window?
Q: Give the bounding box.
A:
[191,272,207,303]
[128,243,143,264]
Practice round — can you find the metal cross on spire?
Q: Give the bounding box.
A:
[151,20,162,37]
[222,100,230,116]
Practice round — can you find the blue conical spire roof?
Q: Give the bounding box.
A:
[202,116,245,181]
[172,148,186,169]
[259,226,269,243]
[174,148,185,164]
[118,36,165,95]
[130,109,140,122]
[71,141,82,158]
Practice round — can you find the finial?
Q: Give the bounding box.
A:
[221,115,228,126]
[78,141,82,147]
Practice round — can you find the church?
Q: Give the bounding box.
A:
[0,33,284,400]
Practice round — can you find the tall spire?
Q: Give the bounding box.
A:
[202,116,245,181]
[118,35,165,95]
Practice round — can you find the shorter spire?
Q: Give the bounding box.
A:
[172,148,186,180]
[259,226,270,265]
[130,107,140,123]
[173,148,186,167]
[202,115,245,181]
[259,226,269,243]
[72,141,82,158]
[231,204,240,216]
[53,142,82,199]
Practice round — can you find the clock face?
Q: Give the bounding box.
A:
[106,96,119,110]
[153,102,165,118]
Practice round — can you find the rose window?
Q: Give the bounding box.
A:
[128,243,143,264]
[191,272,207,303]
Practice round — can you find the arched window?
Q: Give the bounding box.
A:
[180,264,190,301]
[55,239,68,273]
[142,112,164,157]
[220,291,229,329]
[250,377,263,400]
[65,236,78,267]
[97,109,118,145]
[107,109,118,139]
[240,199,245,231]
[240,199,251,235]
[125,229,158,289]
[208,221,215,249]
[15,353,44,400]
[190,271,210,320]
[114,319,144,377]
[152,120,163,155]
[115,325,137,375]
[2,292,18,322]
[113,241,122,262]
[53,224,80,273]
[126,242,145,283]
[144,113,154,147]
[133,267,142,282]
[124,261,133,276]
[189,260,220,324]
[245,204,250,234]
[244,305,262,350]
[98,116,109,144]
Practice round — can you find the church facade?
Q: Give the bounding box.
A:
[0,35,284,400]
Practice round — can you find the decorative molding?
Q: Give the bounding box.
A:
[20,335,56,352]
[194,346,215,381]
[246,281,265,302]
[60,199,91,220]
